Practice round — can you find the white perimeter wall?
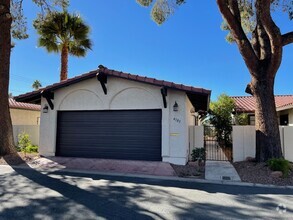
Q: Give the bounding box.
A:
[233,126,293,162]
[13,125,40,146]
[188,126,204,160]
[39,77,195,165]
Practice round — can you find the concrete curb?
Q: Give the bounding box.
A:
[3,164,293,190]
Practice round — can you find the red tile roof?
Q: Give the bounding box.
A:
[14,65,211,103]
[232,95,293,113]
[9,98,41,111]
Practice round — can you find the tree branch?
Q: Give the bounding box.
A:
[228,0,241,22]
[217,0,259,76]
[251,27,260,59]
[257,0,282,76]
[282,32,293,46]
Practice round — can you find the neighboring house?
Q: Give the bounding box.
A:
[9,98,41,146]
[9,98,41,125]
[15,65,211,165]
[232,95,293,126]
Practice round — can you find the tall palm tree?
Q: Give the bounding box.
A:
[32,80,42,90]
[36,11,92,81]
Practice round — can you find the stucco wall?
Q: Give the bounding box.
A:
[188,126,204,161]
[13,125,40,146]
[10,108,40,125]
[233,126,293,162]
[39,76,193,165]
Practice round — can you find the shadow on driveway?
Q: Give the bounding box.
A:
[2,155,159,219]
[1,154,293,219]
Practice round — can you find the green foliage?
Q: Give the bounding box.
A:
[191,148,205,162]
[136,0,153,7]
[17,132,31,154]
[32,80,42,90]
[268,158,291,177]
[136,0,293,36]
[17,132,38,154]
[136,0,185,24]
[26,145,39,153]
[235,113,249,125]
[209,94,235,147]
[11,0,69,40]
[35,11,92,57]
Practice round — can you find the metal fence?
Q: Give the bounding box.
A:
[204,126,233,161]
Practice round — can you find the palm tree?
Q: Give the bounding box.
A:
[32,80,42,90]
[35,11,92,81]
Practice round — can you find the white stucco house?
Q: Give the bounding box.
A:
[15,65,211,165]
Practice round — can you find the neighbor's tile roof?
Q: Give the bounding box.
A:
[9,98,41,111]
[14,65,211,103]
[231,95,293,113]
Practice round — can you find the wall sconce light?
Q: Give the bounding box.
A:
[173,101,179,112]
[43,105,49,113]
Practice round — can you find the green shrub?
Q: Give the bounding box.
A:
[26,145,38,153]
[191,148,205,162]
[267,158,291,177]
[17,132,38,155]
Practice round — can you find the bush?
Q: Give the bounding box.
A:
[191,148,205,162]
[17,132,38,155]
[26,145,38,153]
[267,158,291,177]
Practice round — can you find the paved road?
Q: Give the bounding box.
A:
[0,165,292,220]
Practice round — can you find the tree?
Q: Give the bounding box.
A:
[32,80,42,90]
[35,10,92,81]
[209,94,235,148]
[235,113,249,125]
[0,0,67,156]
[136,0,293,162]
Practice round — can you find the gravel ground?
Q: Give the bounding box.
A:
[171,162,205,178]
[233,161,293,186]
[0,153,39,165]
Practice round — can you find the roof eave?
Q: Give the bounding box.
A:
[277,104,293,111]
[14,66,211,104]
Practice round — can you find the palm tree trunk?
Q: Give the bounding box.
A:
[60,45,68,81]
[0,0,16,156]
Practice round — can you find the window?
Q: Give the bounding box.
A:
[249,115,255,125]
[280,114,289,126]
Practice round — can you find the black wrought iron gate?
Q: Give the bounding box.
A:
[204,126,233,161]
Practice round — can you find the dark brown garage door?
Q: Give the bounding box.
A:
[56,110,162,161]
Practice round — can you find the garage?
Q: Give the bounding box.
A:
[15,66,211,165]
[56,109,162,161]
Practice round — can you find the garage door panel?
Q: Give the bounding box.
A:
[58,126,161,134]
[58,146,161,153]
[58,137,161,145]
[56,110,162,161]
[58,148,161,160]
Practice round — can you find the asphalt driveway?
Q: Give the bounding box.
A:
[0,165,292,219]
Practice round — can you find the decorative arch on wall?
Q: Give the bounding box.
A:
[109,87,162,109]
[58,89,103,110]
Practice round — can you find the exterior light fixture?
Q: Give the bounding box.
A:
[173,101,179,112]
[43,105,49,113]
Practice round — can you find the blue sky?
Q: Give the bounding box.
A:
[10,1,293,100]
